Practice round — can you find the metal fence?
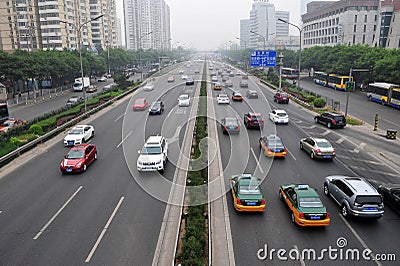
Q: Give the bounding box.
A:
[7,85,73,107]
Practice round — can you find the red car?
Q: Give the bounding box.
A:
[60,144,97,173]
[133,98,149,111]
[244,112,264,129]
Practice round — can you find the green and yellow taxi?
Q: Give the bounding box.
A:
[230,174,266,213]
[259,134,287,158]
[279,184,330,227]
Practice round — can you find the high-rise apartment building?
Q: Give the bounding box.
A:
[239,19,250,49]
[249,0,276,49]
[302,0,380,48]
[276,11,290,36]
[0,0,118,52]
[123,0,171,51]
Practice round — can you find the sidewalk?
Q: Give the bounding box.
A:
[7,85,73,107]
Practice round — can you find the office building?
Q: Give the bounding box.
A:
[0,0,118,52]
[249,0,276,49]
[239,19,250,49]
[373,0,400,48]
[276,11,290,36]
[123,0,171,51]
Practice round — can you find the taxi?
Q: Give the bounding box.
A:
[230,174,266,213]
[259,134,286,157]
[279,184,330,227]
[232,91,243,101]
[213,82,222,90]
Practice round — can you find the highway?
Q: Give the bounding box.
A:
[0,63,203,264]
[210,61,400,266]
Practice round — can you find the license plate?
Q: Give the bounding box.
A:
[324,155,331,158]
[274,150,280,152]
[145,167,153,170]
[365,207,377,211]
[66,168,72,172]
[310,216,321,220]
[247,202,256,206]
[279,120,284,123]
[68,141,74,145]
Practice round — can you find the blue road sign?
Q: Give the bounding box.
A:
[250,50,276,67]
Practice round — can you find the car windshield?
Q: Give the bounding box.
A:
[299,197,324,208]
[135,99,145,105]
[267,140,284,148]
[141,146,162,155]
[234,92,242,96]
[355,195,382,204]
[66,149,84,159]
[225,118,238,127]
[179,95,189,100]
[316,141,332,148]
[151,103,160,109]
[251,115,261,121]
[69,129,84,135]
[3,121,13,127]
[239,185,261,194]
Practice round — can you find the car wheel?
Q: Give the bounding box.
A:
[314,117,319,123]
[83,164,87,172]
[279,191,283,201]
[341,204,349,218]
[323,184,329,196]
[94,152,98,160]
[91,131,95,138]
[327,122,332,129]
[310,152,315,159]
[158,167,164,173]
[300,142,303,150]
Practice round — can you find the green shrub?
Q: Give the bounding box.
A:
[314,97,326,108]
[17,133,38,142]
[0,141,18,157]
[10,137,22,146]
[306,95,316,103]
[29,124,43,135]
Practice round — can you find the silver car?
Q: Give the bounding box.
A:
[324,175,384,219]
[299,137,335,159]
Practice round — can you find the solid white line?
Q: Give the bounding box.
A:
[293,245,306,266]
[85,196,125,263]
[33,186,83,240]
[114,113,124,122]
[286,147,297,161]
[250,147,264,174]
[339,215,381,266]
[116,131,132,148]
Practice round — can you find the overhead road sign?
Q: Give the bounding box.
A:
[250,50,276,67]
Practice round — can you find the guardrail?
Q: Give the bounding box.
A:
[0,84,141,166]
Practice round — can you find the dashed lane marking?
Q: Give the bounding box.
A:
[336,136,346,144]
[349,165,399,178]
[117,130,132,148]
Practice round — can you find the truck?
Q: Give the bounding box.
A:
[73,77,90,92]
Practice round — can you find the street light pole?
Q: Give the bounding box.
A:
[278,18,304,90]
[250,30,265,51]
[139,31,153,81]
[106,39,111,76]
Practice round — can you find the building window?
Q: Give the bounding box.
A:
[354,25,357,32]
[364,25,366,32]
[354,15,357,23]
[364,15,367,23]
[374,15,377,21]
[374,25,376,31]
[362,35,365,44]
[361,6,368,11]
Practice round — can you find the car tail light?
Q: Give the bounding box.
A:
[238,125,240,130]
[237,198,242,205]
[299,212,305,219]
[316,149,321,154]
[331,119,336,124]
[326,212,330,218]
[261,198,266,205]
[333,148,336,154]
[284,147,287,152]
[223,126,227,131]
[267,148,271,152]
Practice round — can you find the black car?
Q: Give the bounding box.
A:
[149,101,164,115]
[378,184,400,214]
[185,77,194,85]
[274,92,289,104]
[314,112,346,129]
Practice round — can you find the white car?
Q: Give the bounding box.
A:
[98,76,107,82]
[143,83,155,91]
[181,74,188,80]
[178,69,184,74]
[211,76,218,82]
[64,125,95,146]
[217,93,230,104]
[269,109,289,124]
[178,94,190,107]
[137,136,168,172]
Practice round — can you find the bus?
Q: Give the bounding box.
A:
[0,84,9,122]
[327,74,353,91]
[313,71,328,86]
[366,82,400,109]
[281,67,299,79]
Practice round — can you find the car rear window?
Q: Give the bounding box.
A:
[355,195,382,204]
[251,115,261,121]
[239,185,261,194]
[299,197,324,208]
[277,112,287,117]
[316,141,332,148]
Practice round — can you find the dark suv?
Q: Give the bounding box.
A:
[274,92,289,104]
[314,112,346,129]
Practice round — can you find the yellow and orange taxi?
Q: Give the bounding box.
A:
[230,174,266,213]
[213,82,222,90]
[259,134,286,158]
[232,91,243,102]
[279,184,330,227]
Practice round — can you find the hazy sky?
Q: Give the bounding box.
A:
[115,0,328,51]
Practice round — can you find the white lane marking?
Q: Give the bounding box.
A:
[303,125,316,129]
[339,215,381,266]
[85,196,125,263]
[0,210,2,214]
[351,142,366,153]
[286,147,297,161]
[33,186,83,240]
[293,245,306,266]
[321,130,330,136]
[338,155,382,165]
[250,147,264,174]
[114,113,124,122]
[166,126,182,144]
[117,131,132,148]
[336,136,346,144]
